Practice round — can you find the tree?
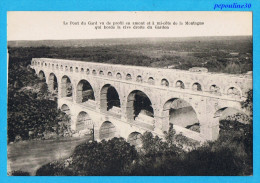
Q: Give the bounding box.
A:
[36,138,138,176]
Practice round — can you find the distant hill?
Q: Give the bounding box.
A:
[8,36,252,48]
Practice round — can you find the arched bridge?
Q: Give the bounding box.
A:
[31,58,252,143]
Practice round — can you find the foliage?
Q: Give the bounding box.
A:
[36,138,138,176]
[8,60,71,143]
[241,89,253,117]
[9,171,30,176]
[8,35,252,74]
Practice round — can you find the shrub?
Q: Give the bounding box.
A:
[36,138,138,176]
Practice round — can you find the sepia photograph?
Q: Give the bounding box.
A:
[7,11,253,176]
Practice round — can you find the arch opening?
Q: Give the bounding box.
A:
[192,82,202,91]
[176,80,185,89]
[108,72,112,77]
[215,107,251,138]
[126,74,132,80]
[99,121,116,140]
[127,132,143,148]
[86,68,90,75]
[76,111,94,132]
[48,73,58,95]
[61,104,71,116]
[99,70,104,76]
[163,98,200,132]
[126,90,154,124]
[161,79,169,87]
[76,80,95,103]
[136,75,143,83]
[227,87,241,97]
[100,84,121,115]
[210,85,220,94]
[215,107,250,125]
[116,73,122,79]
[61,75,73,98]
[148,77,155,85]
[39,71,46,82]
[92,70,97,75]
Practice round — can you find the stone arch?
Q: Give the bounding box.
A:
[65,66,68,71]
[175,80,185,89]
[108,71,113,77]
[75,67,79,72]
[126,73,132,80]
[214,107,250,138]
[148,77,155,85]
[226,86,241,97]
[61,75,73,98]
[80,68,84,73]
[99,70,104,76]
[86,68,90,75]
[92,69,97,75]
[209,84,221,94]
[31,68,36,75]
[100,84,121,114]
[99,121,117,140]
[162,98,200,132]
[38,70,46,81]
[127,132,142,147]
[161,78,169,87]
[76,111,94,131]
[214,107,249,124]
[56,64,59,69]
[76,79,95,103]
[136,75,143,83]
[116,72,122,79]
[61,104,71,116]
[192,82,202,91]
[126,90,154,123]
[70,67,73,72]
[60,65,63,71]
[48,73,58,94]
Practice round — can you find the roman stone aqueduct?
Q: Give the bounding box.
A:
[31,58,252,145]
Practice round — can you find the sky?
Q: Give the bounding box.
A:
[7,11,252,41]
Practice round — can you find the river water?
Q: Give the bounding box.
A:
[7,136,91,175]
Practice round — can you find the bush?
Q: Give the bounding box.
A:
[36,138,138,176]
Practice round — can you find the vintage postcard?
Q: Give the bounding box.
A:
[0,0,258,181]
[6,11,253,176]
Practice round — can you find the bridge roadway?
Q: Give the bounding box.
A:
[31,58,252,142]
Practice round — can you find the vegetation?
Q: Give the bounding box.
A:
[8,56,71,143]
[8,36,252,74]
[36,138,137,176]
